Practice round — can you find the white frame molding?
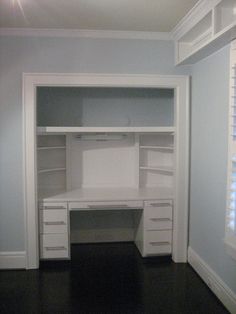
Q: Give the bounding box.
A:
[23,73,189,269]
[0,28,171,41]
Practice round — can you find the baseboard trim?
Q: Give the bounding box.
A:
[0,251,26,269]
[188,247,236,314]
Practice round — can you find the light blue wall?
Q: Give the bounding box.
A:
[0,36,189,251]
[190,45,236,293]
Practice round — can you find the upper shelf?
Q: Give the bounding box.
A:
[37,126,175,134]
[174,0,236,65]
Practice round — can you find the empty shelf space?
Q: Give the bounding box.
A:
[38,167,66,174]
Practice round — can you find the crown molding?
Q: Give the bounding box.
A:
[0,27,172,41]
[171,0,221,40]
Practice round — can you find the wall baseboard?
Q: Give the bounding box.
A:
[0,251,26,269]
[188,247,236,314]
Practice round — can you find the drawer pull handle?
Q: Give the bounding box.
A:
[88,204,129,209]
[44,206,66,210]
[44,221,66,226]
[149,241,170,246]
[45,246,67,251]
[150,218,171,222]
[149,202,171,207]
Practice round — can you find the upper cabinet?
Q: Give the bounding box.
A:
[173,0,236,65]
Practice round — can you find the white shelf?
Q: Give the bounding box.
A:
[40,187,174,202]
[37,126,175,134]
[37,146,66,150]
[38,167,66,174]
[140,145,174,150]
[139,166,174,173]
[174,0,236,65]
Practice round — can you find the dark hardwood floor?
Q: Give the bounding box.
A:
[0,243,229,314]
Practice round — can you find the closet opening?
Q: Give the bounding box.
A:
[23,73,189,269]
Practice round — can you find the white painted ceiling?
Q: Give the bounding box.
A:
[0,0,199,32]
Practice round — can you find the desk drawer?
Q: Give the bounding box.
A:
[40,234,69,259]
[40,209,68,234]
[40,202,67,210]
[146,217,172,231]
[69,200,143,211]
[145,230,172,255]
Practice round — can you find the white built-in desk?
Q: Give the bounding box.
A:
[39,187,174,260]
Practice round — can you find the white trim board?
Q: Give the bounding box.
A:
[188,247,236,314]
[0,251,26,269]
[0,28,172,41]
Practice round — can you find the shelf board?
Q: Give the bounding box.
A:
[38,167,66,174]
[139,166,174,173]
[37,126,175,134]
[140,145,174,150]
[37,146,66,150]
[40,187,174,202]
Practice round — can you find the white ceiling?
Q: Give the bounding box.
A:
[0,0,199,32]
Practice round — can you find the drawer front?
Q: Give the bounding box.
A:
[145,206,172,220]
[40,202,67,210]
[144,200,172,231]
[146,217,172,231]
[145,230,172,255]
[40,234,69,259]
[40,209,68,234]
[69,200,143,211]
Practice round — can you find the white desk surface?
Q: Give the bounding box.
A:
[41,187,173,203]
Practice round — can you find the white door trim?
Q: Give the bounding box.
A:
[23,73,189,269]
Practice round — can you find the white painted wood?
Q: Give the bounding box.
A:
[69,200,143,211]
[37,126,175,134]
[172,0,221,40]
[40,209,68,234]
[37,146,66,150]
[188,247,236,314]
[0,252,26,269]
[214,0,236,34]
[144,230,172,255]
[134,134,140,189]
[40,202,67,209]
[23,73,189,268]
[140,145,174,150]
[40,234,69,259]
[41,187,173,203]
[139,166,174,173]
[38,168,66,174]
[69,134,137,189]
[173,0,236,65]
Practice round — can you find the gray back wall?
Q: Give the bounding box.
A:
[0,36,189,251]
